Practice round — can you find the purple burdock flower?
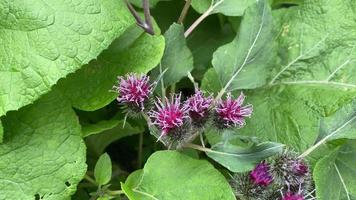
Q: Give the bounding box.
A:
[250,162,273,186]
[215,92,253,128]
[116,74,153,111]
[292,160,309,176]
[282,192,304,200]
[184,90,213,126]
[149,94,189,138]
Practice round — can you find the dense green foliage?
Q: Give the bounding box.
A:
[0,0,355,199]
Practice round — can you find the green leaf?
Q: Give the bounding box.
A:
[121,151,236,200]
[121,170,143,199]
[94,153,112,186]
[86,120,144,157]
[202,69,356,152]
[212,0,275,91]
[206,142,284,172]
[319,100,356,141]
[269,0,356,88]
[300,99,356,158]
[58,25,165,111]
[82,119,120,138]
[191,0,255,16]
[0,120,3,143]
[0,0,133,117]
[0,90,86,199]
[314,141,356,200]
[155,23,194,86]
[241,85,356,152]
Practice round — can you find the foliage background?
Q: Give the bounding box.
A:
[0,0,355,199]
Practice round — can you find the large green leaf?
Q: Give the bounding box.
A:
[121,151,236,200]
[57,25,165,111]
[191,0,255,16]
[212,0,275,91]
[314,141,356,200]
[0,120,3,143]
[206,142,284,172]
[0,0,133,117]
[202,69,356,151]
[269,0,356,88]
[0,90,86,199]
[154,23,194,87]
[319,100,356,141]
[300,100,356,157]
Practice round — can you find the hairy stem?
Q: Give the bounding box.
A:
[178,0,192,24]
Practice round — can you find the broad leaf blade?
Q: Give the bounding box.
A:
[155,23,194,87]
[0,120,3,143]
[202,69,356,151]
[314,141,356,200]
[0,90,86,199]
[207,142,284,172]
[318,100,356,141]
[94,153,112,186]
[212,0,275,90]
[58,25,165,111]
[0,0,133,116]
[121,151,235,200]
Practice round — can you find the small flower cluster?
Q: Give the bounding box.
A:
[230,150,313,200]
[114,74,253,147]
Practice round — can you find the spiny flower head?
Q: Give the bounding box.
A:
[272,151,311,188]
[292,160,309,175]
[250,162,273,186]
[282,192,304,200]
[149,94,189,136]
[184,90,213,126]
[215,92,253,128]
[116,74,153,111]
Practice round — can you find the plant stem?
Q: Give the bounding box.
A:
[108,190,125,196]
[138,132,144,168]
[142,0,154,35]
[178,0,192,24]
[159,63,166,102]
[185,143,212,152]
[125,0,154,35]
[184,0,224,37]
[84,174,97,186]
[298,137,329,158]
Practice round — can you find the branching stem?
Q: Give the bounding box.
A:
[178,0,192,24]
[184,0,224,37]
[125,0,155,35]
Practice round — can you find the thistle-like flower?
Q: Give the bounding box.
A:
[282,192,304,200]
[271,151,311,188]
[149,94,189,138]
[184,90,213,127]
[250,162,273,186]
[215,92,253,129]
[115,74,153,111]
